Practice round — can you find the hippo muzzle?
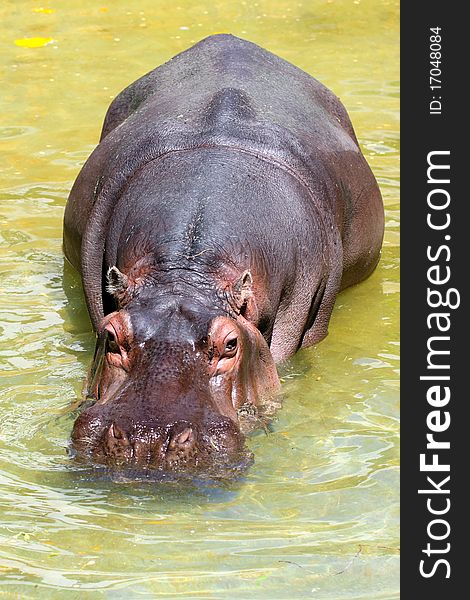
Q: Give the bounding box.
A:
[72,406,246,473]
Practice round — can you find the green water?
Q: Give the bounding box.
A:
[0,1,399,598]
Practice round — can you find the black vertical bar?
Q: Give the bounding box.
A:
[401,3,466,597]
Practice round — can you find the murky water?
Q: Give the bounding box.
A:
[0,1,399,597]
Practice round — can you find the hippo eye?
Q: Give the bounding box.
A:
[222,337,238,357]
[106,330,121,355]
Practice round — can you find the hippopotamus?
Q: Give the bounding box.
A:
[63,34,384,474]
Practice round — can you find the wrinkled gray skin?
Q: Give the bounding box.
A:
[63,35,384,474]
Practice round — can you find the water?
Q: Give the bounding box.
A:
[0,1,399,597]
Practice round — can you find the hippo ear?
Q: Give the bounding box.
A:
[106,266,129,305]
[233,270,253,313]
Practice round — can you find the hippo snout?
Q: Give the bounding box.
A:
[103,419,198,468]
[71,408,246,473]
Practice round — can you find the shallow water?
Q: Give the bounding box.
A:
[0,0,399,597]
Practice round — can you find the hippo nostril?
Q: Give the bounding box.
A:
[177,428,192,444]
[107,422,130,446]
[168,424,195,451]
[103,422,133,463]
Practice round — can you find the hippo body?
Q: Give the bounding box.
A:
[64,35,384,473]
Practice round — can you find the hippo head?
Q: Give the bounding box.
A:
[71,268,280,475]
